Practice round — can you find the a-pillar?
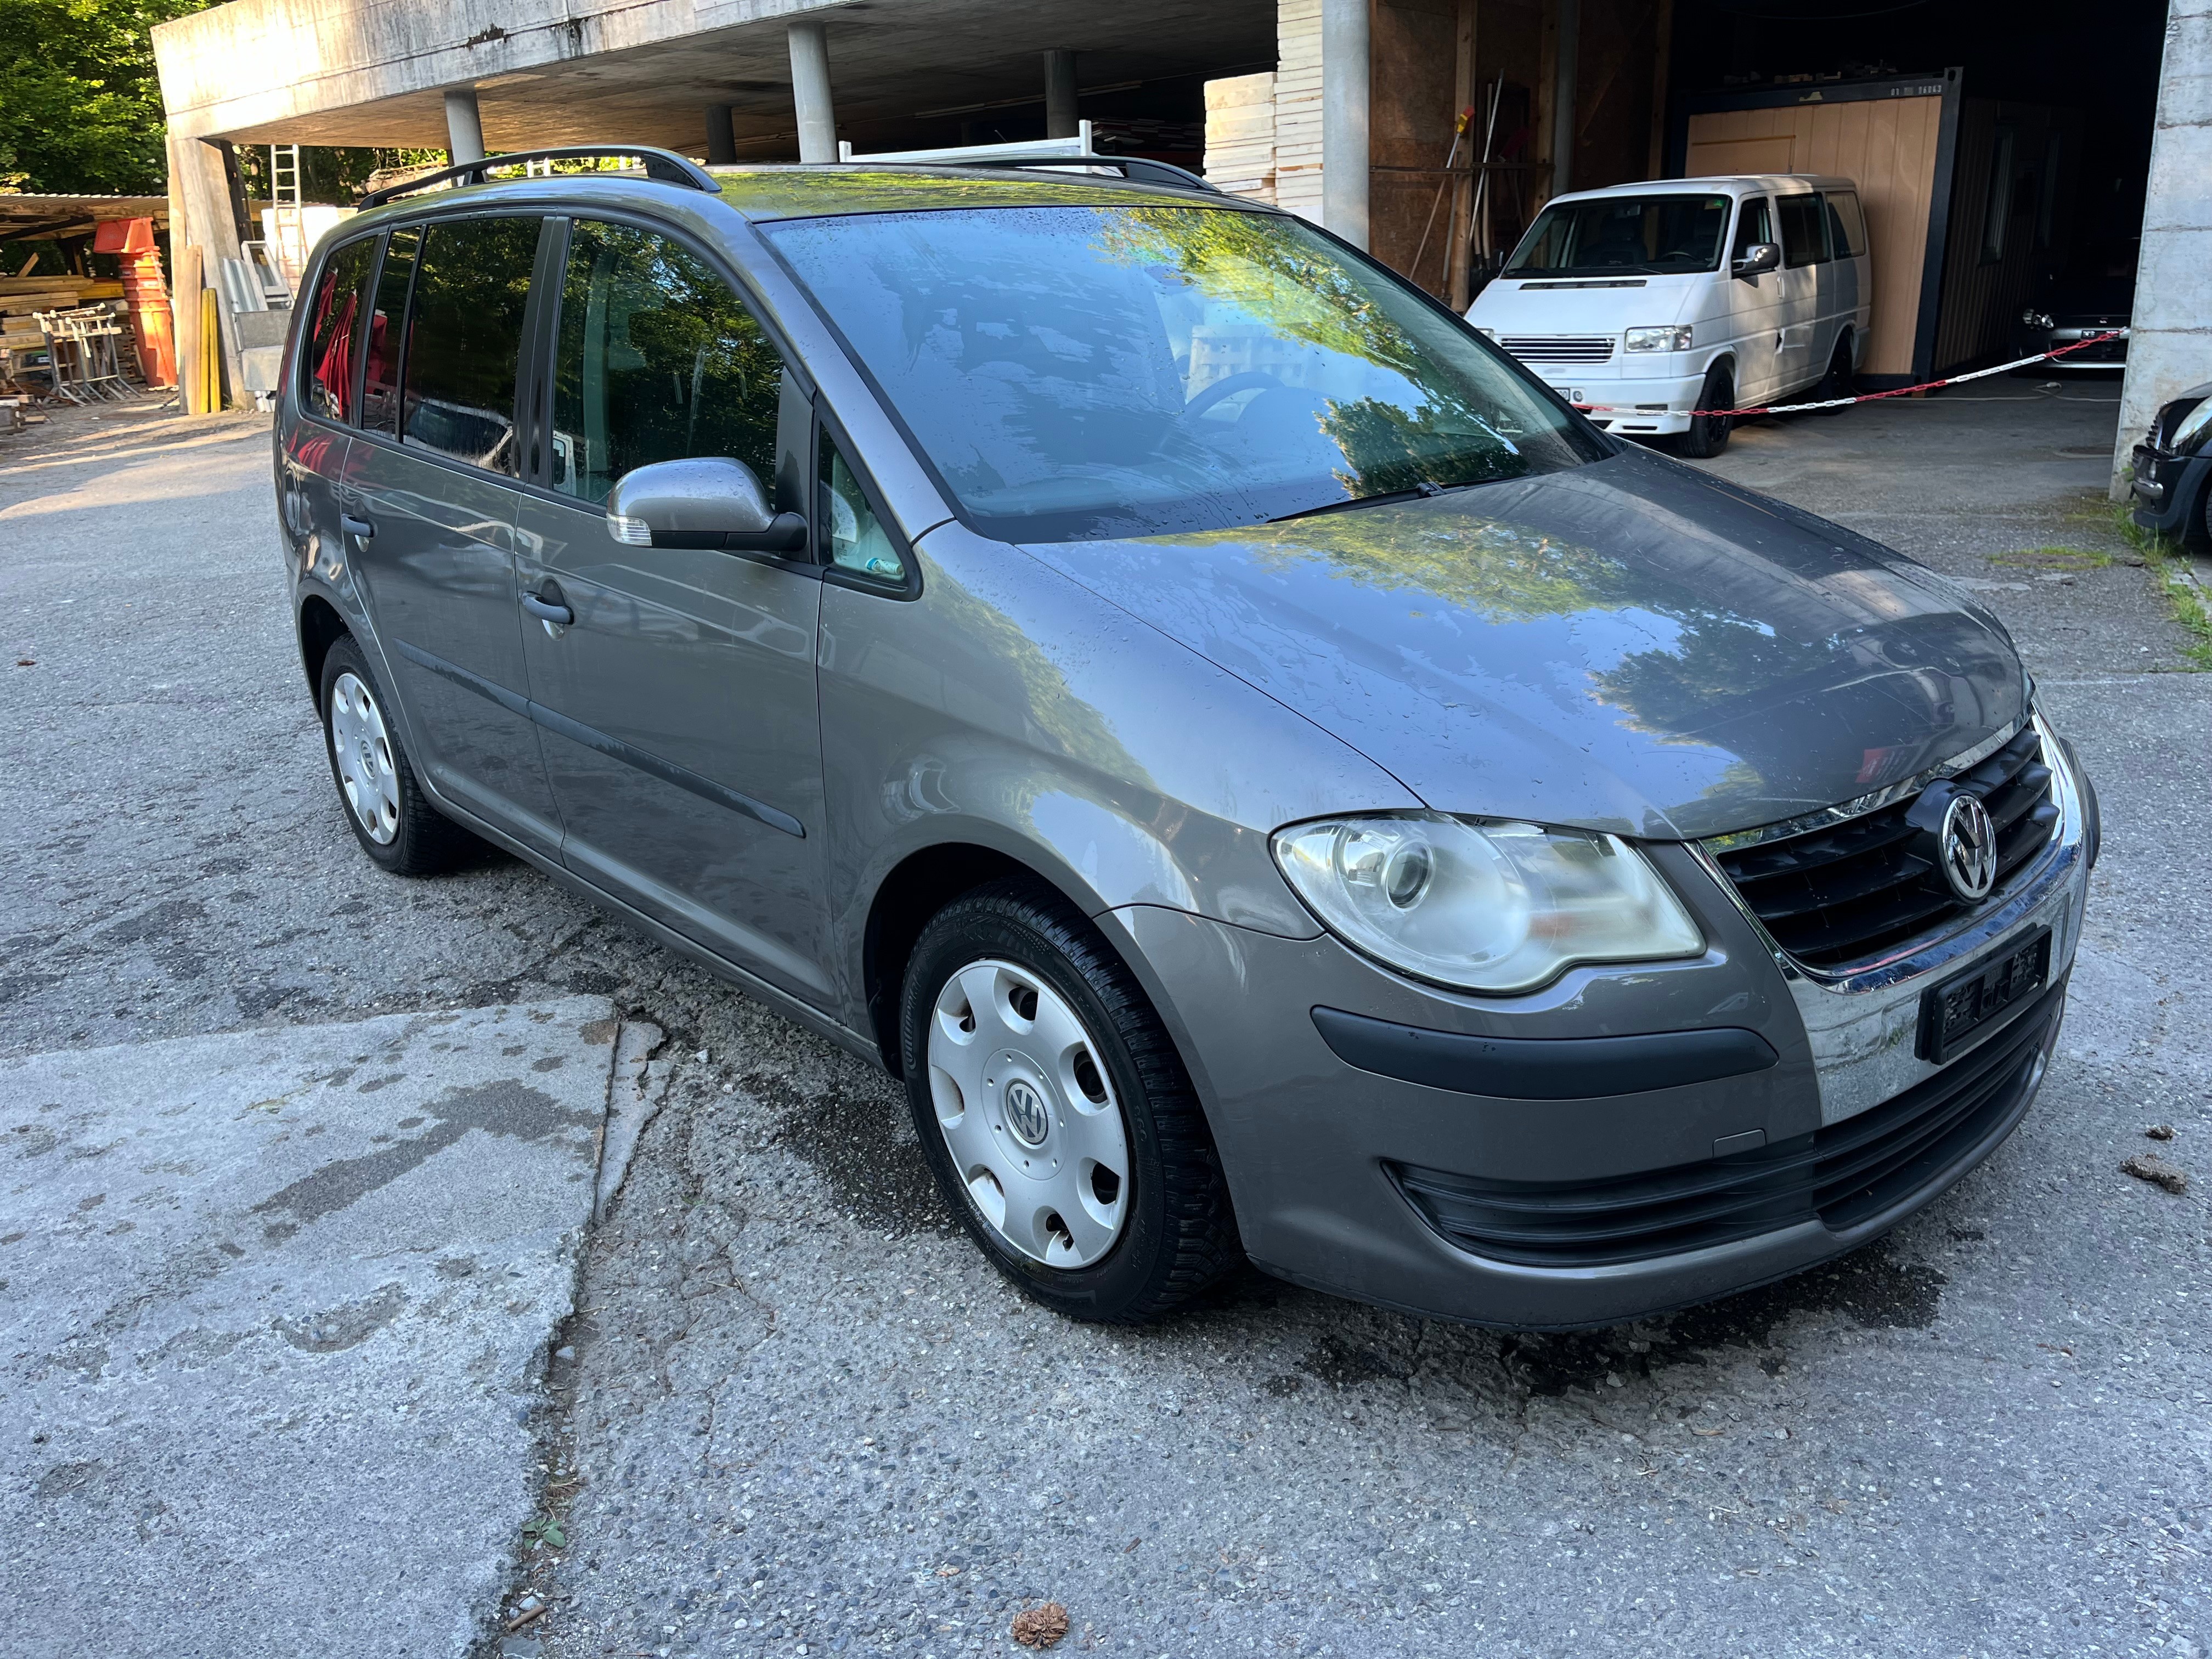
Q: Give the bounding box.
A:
[444,87,486,165]
[1320,0,1369,248]
[707,105,738,166]
[1045,50,1079,140]
[2113,0,2212,498]
[788,24,837,163]
[163,128,246,413]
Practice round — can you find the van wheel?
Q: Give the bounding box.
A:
[319,636,478,876]
[900,881,1240,1323]
[1681,364,1734,458]
[1815,335,1855,413]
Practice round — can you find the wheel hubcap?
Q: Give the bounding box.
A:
[926,959,1130,1269]
[329,670,401,845]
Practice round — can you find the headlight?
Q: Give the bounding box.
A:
[1624,325,1693,352]
[2170,396,2212,453]
[1472,324,1499,340]
[2021,308,2053,330]
[1271,813,1703,994]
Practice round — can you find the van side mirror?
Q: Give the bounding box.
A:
[1732,242,1781,280]
[605,457,808,554]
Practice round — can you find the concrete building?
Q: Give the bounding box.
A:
[153,0,2196,446]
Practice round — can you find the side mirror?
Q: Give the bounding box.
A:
[1731,242,1781,280]
[605,457,808,554]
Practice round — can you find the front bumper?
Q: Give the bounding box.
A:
[1524,363,1706,436]
[2024,326,2128,369]
[2131,444,2210,539]
[1106,725,2091,1330]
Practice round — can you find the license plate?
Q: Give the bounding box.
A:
[1916,929,2051,1064]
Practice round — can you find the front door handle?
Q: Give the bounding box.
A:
[521,590,574,627]
[340,514,375,540]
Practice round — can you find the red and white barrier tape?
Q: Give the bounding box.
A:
[1570,328,2130,419]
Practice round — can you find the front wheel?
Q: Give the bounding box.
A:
[1814,334,1855,413]
[1680,363,1735,458]
[900,882,1239,1322]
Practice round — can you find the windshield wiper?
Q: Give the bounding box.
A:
[1269,479,1479,524]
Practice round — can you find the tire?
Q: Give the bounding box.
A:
[318,635,477,876]
[900,881,1240,1323]
[1814,334,1854,414]
[1680,363,1734,458]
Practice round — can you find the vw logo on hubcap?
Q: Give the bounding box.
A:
[1938,794,1999,901]
[1002,1079,1051,1148]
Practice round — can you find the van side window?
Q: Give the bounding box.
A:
[1776,195,1830,267]
[360,226,418,438]
[550,220,786,504]
[300,236,375,423]
[1731,198,1773,259]
[400,216,543,476]
[818,429,906,583]
[1826,191,1867,259]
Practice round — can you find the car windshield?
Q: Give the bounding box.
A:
[1504,194,1732,278]
[763,205,1603,542]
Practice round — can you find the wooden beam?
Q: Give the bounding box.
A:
[1646,0,1674,178]
[1447,0,1478,308]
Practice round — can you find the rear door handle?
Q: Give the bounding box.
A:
[340,514,375,540]
[521,591,574,627]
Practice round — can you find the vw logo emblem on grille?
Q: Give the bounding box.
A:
[1938,794,1999,901]
[1002,1079,1051,1147]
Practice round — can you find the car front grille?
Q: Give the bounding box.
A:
[1499,334,1616,364]
[1392,974,2063,1268]
[1710,726,2059,971]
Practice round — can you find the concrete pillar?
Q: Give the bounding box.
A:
[1550,0,1580,197]
[2114,0,2212,498]
[444,87,486,165]
[707,104,737,166]
[1045,50,1080,140]
[788,24,837,164]
[1321,0,1370,249]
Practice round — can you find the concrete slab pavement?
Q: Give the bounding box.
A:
[0,997,630,1659]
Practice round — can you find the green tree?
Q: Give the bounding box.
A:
[0,0,219,195]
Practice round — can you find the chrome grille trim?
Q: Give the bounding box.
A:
[1499,335,1616,364]
[1701,713,2030,857]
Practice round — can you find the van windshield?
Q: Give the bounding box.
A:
[1503,194,1733,278]
[763,205,1605,543]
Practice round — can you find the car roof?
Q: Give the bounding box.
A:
[342,160,1260,234]
[1545,174,1857,204]
[709,163,1257,221]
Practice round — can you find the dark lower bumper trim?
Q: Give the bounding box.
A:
[1309,1006,1779,1101]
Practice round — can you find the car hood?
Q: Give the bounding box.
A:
[1018,447,2027,842]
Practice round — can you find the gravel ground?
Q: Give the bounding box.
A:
[3,382,2206,1659]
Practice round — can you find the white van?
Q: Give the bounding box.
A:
[1466,174,1871,456]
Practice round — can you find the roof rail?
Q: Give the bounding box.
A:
[911,153,1224,195]
[356,145,718,211]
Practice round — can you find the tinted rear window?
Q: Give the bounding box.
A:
[400,216,542,475]
[300,236,375,422]
[1777,195,1830,266]
[1827,191,1867,259]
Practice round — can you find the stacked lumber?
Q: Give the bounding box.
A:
[1204,74,1279,204]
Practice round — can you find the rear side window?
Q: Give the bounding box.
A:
[549,219,786,504]
[1827,191,1867,259]
[1776,195,1830,266]
[400,216,543,476]
[361,227,417,438]
[300,236,375,422]
[1731,197,1773,258]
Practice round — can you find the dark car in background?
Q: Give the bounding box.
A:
[2017,268,2132,371]
[2132,380,2212,544]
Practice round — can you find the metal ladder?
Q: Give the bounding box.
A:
[264,145,311,291]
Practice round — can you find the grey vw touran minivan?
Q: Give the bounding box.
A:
[276,146,2096,1329]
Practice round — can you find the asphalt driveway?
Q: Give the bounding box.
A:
[2,381,2206,1659]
